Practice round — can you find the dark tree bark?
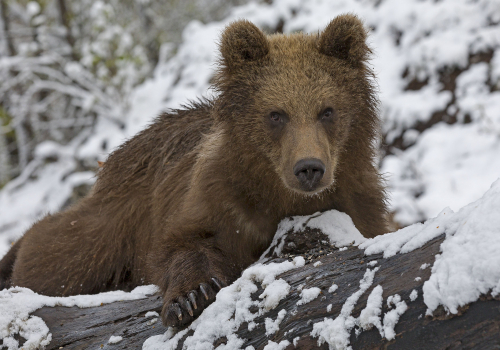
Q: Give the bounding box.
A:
[56,0,77,61]
[30,229,500,350]
[0,0,15,56]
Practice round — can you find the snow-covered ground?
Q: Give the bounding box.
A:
[1,0,500,349]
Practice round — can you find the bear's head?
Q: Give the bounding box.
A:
[214,15,378,196]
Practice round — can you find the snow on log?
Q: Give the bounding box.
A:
[2,180,500,350]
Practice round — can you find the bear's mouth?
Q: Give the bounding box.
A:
[288,180,334,196]
[283,172,335,196]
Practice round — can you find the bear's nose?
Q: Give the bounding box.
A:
[293,158,325,191]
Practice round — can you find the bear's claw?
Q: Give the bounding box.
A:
[199,283,209,300]
[163,277,226,328]
[188,291,198,309]
[212,277,225,290]
[172,303,182,321]
[185,299,194,316]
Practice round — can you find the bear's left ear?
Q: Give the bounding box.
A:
[219,20,269,70]
[318,14,370,65]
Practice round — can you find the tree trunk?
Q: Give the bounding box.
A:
[32,229,500,350]
[0,0,15,56]
[56,0,77,61]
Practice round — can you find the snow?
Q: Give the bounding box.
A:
[300,211,366,247]
[0,285,158,350]
[353,289,409,341]
[297,287,321,306]
[384,123,500,225]
[311,267,379,350]
[259,278,290,311]
[383,295,408,340]
[108,335,123,344]
[360,207,452,259]
[145,311,159,318]
[362,179,500,316]
[312,269,415,347]
[260,210,366,261]
[409,290,418,302]
[265,309,287,335]
[313,261,323,267]
[262,340,290,350]
[358,285,383,332]
[26,1,41,17]
[328,284,338,294]
[423,179,500,314]
[146,318,158,326]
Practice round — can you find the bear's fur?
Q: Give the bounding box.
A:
[0,15,387,327]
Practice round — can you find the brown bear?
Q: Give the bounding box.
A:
[0,15,387,328]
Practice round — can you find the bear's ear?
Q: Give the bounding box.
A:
[318,14,370,64]
[220,20,269,69]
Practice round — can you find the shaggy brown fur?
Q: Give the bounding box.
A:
[0,15,387,327]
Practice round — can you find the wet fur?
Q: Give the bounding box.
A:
[0,15,387,326]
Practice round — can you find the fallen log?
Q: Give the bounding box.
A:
[29,226,500,350]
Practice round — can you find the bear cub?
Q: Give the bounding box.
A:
[0,15,387,327]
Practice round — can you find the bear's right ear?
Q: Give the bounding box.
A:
[318,14,370,65]
[219,20,269,70]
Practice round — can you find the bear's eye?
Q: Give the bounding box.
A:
[320,108,336,121]
[269,112,283,124]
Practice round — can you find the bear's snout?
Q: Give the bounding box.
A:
[293,158,325,191]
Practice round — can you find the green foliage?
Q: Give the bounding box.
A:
[0,105,15,142]
[0,105,14,188]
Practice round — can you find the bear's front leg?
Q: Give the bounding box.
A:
[149,233,243,328]
[163,266,226,328]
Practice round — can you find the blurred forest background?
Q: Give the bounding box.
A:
[0,0,499,257]
[0,0,247,183]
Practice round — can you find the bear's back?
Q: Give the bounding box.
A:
[94,100,214,197]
